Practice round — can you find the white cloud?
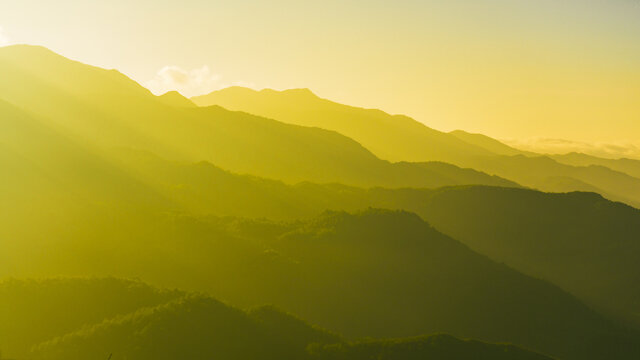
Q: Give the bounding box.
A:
[0,26,12,47]
[144,65,258,98]
[503,137,640,160]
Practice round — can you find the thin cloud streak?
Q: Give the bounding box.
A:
[504,137,640,159]
[144,65,258,98]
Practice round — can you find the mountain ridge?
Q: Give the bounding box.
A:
[191,85,640,208]
[191,86,496,163]
[0,45,518,190]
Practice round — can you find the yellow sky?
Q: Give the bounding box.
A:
[1,0,639,143]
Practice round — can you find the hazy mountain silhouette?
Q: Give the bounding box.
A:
[104,148,516,217]
[192,87,494,163]
[461,154,640,208]
[192,86,640,208]
[449,130,535,156]
[0,45,516,189]
[552,152,640,179]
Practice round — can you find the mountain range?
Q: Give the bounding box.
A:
[0,45,516,189]
[193,86,640,208]
[1,44,640,360]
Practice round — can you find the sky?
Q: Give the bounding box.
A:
[1,0,640,145]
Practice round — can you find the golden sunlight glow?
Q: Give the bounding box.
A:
[1,0,639,143]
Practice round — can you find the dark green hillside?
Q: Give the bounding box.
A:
[225,209,639,360]
[0,278,182,359]
[0,279,547,360]
[31,296,332,360]
[3,203,637,359]
[375,186,640,327]
[310,334,553,360]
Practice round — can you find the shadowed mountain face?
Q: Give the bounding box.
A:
[192,86,640,208]
[0,45,516,190]
[375,186,640,328]
[224,210,640,360]
[2,278,551,360]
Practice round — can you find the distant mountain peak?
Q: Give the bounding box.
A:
[0,44,95,69]
[195,86,319,100]
[277,88,318,97]
[221,85,259,93]
[0,43,54,54]
[449,129,532,156]
[157,90,196,107]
